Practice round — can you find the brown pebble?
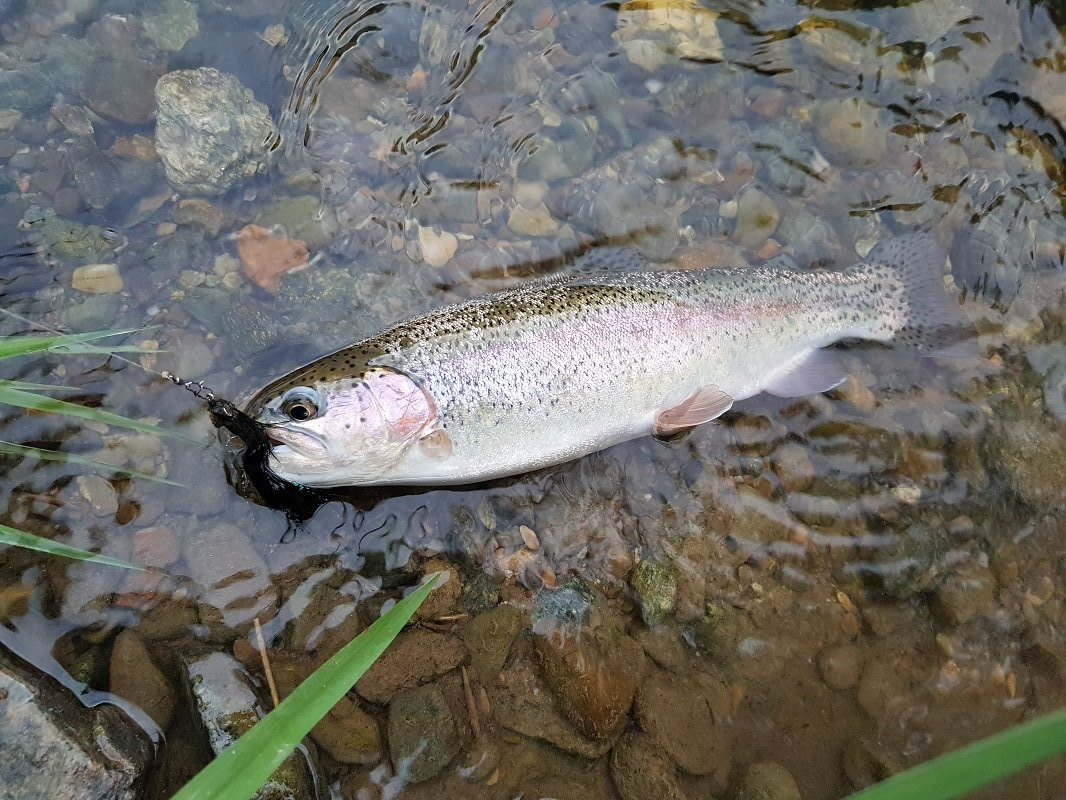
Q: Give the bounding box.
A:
[818,644,861,691]
[519,525,540,550]
[236,224,309,293]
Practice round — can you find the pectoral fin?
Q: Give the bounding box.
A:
[655,386,734,437]
[764,349,847,398]
[418,428,453,459]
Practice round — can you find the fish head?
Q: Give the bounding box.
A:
[244,366,437,486]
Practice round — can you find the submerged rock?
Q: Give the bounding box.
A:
[460,604,527,684]
[356,628,467,704]
[183,652,315,799]
[610,731,687,800]
[634,671,732,778]
[387,684,460,783]
[738,761,802,800]
[534,628,645,741]
[814,98,888,169]
[109,629,176,730]
[1,651,150,800]
[155,68,276,195]
[629,561,678,625]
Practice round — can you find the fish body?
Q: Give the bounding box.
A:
[245,234,964,488]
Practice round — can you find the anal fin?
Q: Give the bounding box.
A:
[655,386,734,437]
[764,349,848,398]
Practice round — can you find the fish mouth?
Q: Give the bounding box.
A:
[264,425,330,458]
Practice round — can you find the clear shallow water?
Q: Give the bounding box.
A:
[1,0,1066,797]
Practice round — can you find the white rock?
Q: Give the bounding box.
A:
[418,226,459,267]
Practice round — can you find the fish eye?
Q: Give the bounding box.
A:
[279,388,320,422]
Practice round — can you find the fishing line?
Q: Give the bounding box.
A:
[0,306,324,515]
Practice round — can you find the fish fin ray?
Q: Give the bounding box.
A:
[861,233,976,357]
[655,386,734,436]
[764,349,848,398]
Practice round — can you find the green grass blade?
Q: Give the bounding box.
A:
[172,575,443,800]
[0,384,184,438]
[847,708,1066,800]
[0,329,143,360]
[0,441,180,485]
[0,381,80,393]
[0,523,146,571]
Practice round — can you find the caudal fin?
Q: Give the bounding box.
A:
[863,233,974,357]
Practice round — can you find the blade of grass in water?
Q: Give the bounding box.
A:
[847,708,1066,800]
[172,575,443,800]
[0,523,146,571]
[0,441,180,485]
[0,384,189,439]
[0,329,145,360]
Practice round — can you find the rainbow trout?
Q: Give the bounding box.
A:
[244,233,966,488]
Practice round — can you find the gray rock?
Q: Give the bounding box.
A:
[814,98,887,169]
[732,186,780,249]
[183,652,315,799]
[66,294,121,332]
[0,650,150,800]
[517,118,596,181]
[155,68,277,195]
[181,522,278,633]
[143,0,199,52]
[387,684,460,783]
[83,56,161,124]
[984,415,1066,508]
[532,584,593,628]
[67,138,120,210]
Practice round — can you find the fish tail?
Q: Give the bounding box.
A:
[853,232,974,357]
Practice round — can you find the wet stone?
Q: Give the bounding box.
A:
[933,559,997,626]
[732,186,780,250]
[460,603,527,684]
[183,652,314,799]
[83,56,161,124]
[532,584,593,627]
[387,684,460,784]
[182,522,278,633]
[67,295,121,331]
[771,443,815,492]
[1,652,151,800]
[271,654,381,764]
[817,644,861,691]
[610,731,686,800]
[356,628,467,705]
[634,671,732,778]
[814,98,888,169]
[109,628,176,730]
[155,68,276,195]
[856,661,909,721]
[255,195,337,250]
[738,761,802,800]
[76,474,118,517]
[630,561,678,625]
[143,0,199,51]
[72,263,123,294]
[984,415,1066,508]
[534,628,645,741]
